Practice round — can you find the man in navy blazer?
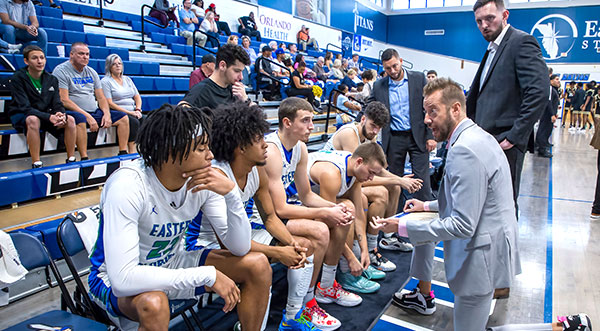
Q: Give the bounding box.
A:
[466,0,549,211]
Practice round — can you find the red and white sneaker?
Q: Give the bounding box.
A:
[303,298,341,331]
[315,280,362,307]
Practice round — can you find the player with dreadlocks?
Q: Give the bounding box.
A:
[185,101,336,330]
[88,103,271,331]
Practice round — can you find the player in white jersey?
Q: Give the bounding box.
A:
[322,102,423,268]
[264,97,365,319]
[186,102,340,330]
[88,104,271,331]
[308,143,386,294]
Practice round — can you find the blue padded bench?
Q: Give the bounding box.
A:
[38,16,85,32]
[130,20,175,36]
[46,43,130,61]
[141,94,184,111]
[43,28,106,47]
[4,55,157,76]
[150,32,186,45]
[131,77,190,92]
[34,5,62,19]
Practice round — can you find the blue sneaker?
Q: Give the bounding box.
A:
[337,272,380,294]
[279,308,322,331]
[363,265,386,280]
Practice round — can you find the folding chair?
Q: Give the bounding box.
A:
[5,232,107,331]
[57,208,205,331]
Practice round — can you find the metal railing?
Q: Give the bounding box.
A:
[378,49,414,70]
[97,0,113,27]
[140,4,169,51]
[325,43,342,56]
[253,56,293,101]
[192,30,219,70]
[323,88,363,139]
[359,57,382,74]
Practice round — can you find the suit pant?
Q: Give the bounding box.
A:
[454,291,494,331]
[387,131,433,205]
[503,146,525,213]
[409,242,435,282]
[535,116,553,151]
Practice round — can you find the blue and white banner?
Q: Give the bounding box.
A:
[330,1,387,42]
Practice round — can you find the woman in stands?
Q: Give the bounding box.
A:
[150,0,179,28]
[101,54,141,153]
[200,11,220,48]
[334,83,361,126]
[288,61,319,112]
[331,59,345,80]
[341,69,358,91]
[191,0,205,19]
[324,52,333,70]
[241,35,257,63]
[227,35,238,46]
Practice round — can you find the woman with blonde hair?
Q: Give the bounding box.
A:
[101,54,142,152]
[331,59,344,80]
[227,35,238,45]
[199,11,219,48]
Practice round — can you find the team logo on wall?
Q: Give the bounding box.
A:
[342,36,352,51]
[530,14,578,60]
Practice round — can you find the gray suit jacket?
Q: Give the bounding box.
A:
[406,118,521,297]
[366,70,433,153]
[466,26,549,152]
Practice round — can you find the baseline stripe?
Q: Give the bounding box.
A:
[378,314,435,331]
[543,149,553,323]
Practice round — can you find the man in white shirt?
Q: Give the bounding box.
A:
[88,103,270,331]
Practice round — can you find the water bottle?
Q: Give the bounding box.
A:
[57,43,65,58]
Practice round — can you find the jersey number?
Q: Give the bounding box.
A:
[146,237,179,260]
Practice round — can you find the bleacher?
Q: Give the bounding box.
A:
[0,1,391,328]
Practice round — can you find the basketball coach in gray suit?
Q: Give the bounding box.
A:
[466,0,549,210]
[372,78,521,331]
[366,48,436,203]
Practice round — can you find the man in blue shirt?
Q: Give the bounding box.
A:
[179,0,206,47]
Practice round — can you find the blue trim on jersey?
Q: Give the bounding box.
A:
[185,211,206,252]
[251,222,266,230]
[344,154,352,187]
[88,211,123,318]
[245,198,255,218]
[282,144,293,163]
[285,182,299,203]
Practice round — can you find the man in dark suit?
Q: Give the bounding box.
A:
[466,0,549,210]
[535,74,560,158]
[366,48,436,300]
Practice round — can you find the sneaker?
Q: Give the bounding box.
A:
[337,272,380,294]
[558,313,592,330]
[591,213,600,221]
[8,43,21,50]
[279,308,321,331]
[379,235,413,252]
[369,250,396,272]
[233,321,242,331]
[362,265,385,280]
[66,156,76,163]
[315,280,362,307]
[392,288,436,315]
[302,298,340,331]
[32,161,43,169]
[569,127,576,133]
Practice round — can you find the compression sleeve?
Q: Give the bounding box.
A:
[203,188,251,256]
[102,170,217,298]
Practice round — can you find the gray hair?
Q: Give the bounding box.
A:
[317,56,324,62]
[105,53,123,77]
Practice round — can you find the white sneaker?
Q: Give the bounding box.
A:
[578,128,585,134]
[379,236,413,252]
[315,280,362,307]
[591,213,600,221]
[8,43,21,50]
[303,298,341,331]
[568,127,576,133]
[369,250,396,272]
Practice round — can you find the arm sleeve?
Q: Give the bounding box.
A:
[202,189,251,256]
[100,78,113,100]
[102,171,217,298]
[505,35,550,145]
[406,145,487,245]
[10,73,51,121]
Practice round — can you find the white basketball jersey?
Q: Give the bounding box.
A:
[321,123,361,152]
[265,131,302,205]
[185,160,261,250]
[308,150,356,197]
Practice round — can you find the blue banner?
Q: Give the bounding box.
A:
[257,0,292,14]
[330,1,387,42]
[342,31,354,58]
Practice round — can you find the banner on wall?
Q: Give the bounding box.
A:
[330,0,386,42]
[60,0,154,15]
[341,31,353,58]
[294,0,329,26]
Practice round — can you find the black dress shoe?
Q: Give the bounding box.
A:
[538,150,553,158]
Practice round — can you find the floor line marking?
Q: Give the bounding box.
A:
[543,149,554,323]
[518,194,592,204]
[380,314,435,331]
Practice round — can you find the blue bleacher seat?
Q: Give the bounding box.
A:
[26,218,64,259]
[63,30,86,44]
[124,61,142,76]
[0,171,34,205]
[154,77,173,91]
[171,43,192,56]
[131,76,154,91]
[44,28,64,44]
[173,77,189,91]
[45,56,64,72]
[63,19,85,32]
[85,33,106,47]
[34,5,62,19]
[140,62,160,76]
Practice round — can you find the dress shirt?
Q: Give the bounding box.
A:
[480,24,510,90]
[389,73,411,131]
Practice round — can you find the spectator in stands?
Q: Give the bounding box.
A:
[182,44,251,109]
[283,55,294,74]
[0,36,20,54]
[350,69,375,101]
[54,42,130,159]
[238,11,261,41]
[179,0,207,47]
[335,53,343,61]
[293,53,304,68]
[348,53,362,75]
[313,56,336,83]
[205,3,231,36]
[255,46,281,100]
[240,35,257,63]
[426,69,437,82]
[200,11,219,48]
[190,0,204,19]
[288,61,318,110]
[331,59,344,80]
[9,45,77,168]
[273,48,289,77]
[32,0,60,8]
[227,35,238,45]
[189,53,216,88]
[101,54,142,153]
[297,25,318,51]
[278,42,286,51]
[334,84,361,125]
[324,51,333,69]
[341,69,358,91]
[288,43,298,58]
[0,0,48,54]
[341,58,349,74]
[150,0,179,28]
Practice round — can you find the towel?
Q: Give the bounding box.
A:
[0,230,28,306]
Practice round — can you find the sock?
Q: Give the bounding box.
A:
[320,263,337,288]
[383,232,394,238]
[352,240,361,259]
[303,287,315,306]
[339,255,350,273]
[286,255,314,320]
[261,286,272,331]
[367,233,378,252]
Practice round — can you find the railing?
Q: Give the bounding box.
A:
[254,56,292,101]
[325,43,342,56]
[323,88,363,140]
[97,0,113,27]
[378,49,414,70]
[359,57,382,74]
[140,5,169,52]
[192,30,218,70]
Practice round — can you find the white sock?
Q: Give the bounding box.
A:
[367,233,378,252]
[352,240,361,259]
[286,255,314,320]
[339,255,350,273]
[320,263,337,288]
[261,286,272,331]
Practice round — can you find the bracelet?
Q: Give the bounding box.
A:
[135,108,142,112]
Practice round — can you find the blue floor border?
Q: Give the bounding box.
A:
[543,150,553,323]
